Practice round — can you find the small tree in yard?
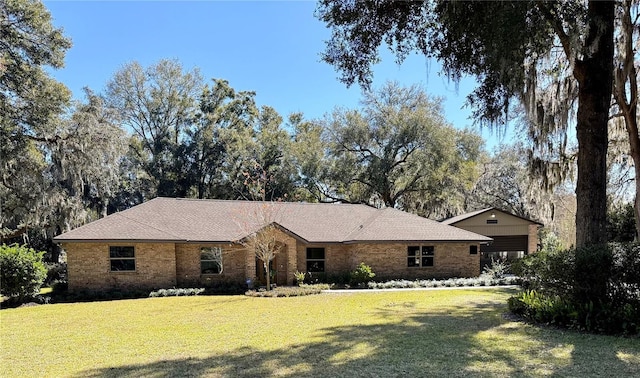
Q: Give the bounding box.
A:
[236,161,285,291]
[0,244,47,303]
[241,222,283,291]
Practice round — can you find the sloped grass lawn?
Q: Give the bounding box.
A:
[2,288,639,377]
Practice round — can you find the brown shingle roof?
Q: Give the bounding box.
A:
[54,197,492,243]
[441,208,493,225]
[347,208,493,242]
[441,207,543,226]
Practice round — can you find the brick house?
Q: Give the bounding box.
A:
[54,198,492,292]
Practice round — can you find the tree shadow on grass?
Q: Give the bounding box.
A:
[466,319,640,377]
[77,297,639,378]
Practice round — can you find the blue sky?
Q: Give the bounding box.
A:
[44,0,512,148]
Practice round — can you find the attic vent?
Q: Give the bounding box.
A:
[487,219,498,224]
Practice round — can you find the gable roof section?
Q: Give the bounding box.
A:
[54,197,492,243]
[441,207,543,226]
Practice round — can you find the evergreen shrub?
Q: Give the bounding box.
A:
[0,244,47,303]
[509,243,640,335]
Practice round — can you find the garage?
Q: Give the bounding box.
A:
[442,208,543,270]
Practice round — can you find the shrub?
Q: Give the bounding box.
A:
[508,290,575,325]
[573,245,612,304]
[149,288,205,297]
[366,276,520,289]
[44,262,67,287]
[607,202,636,242]
[511,247,575,295]
[481,258,509,279]
[350,262,376,286]
[0,244,47,303]
[609,242,640,303]
[509,243,640,335]
[293,271,306,286]
[508,290,639,335]
[304,271,327,284]
[326,271,352,285]
[245,284,328,297]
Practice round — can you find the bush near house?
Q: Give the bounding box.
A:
[294,271,306,286]
[149,288,205,297]
[350,262,376,286]
[509,242,640,335]
[299,271,352,285]
[246,284,330,297]
[0,244,47,304]
[367,275,520,289]
[44,262,67,284]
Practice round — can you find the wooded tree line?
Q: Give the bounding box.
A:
[2,0,637,260]
[317,0,639,248]
[0,49,515,251]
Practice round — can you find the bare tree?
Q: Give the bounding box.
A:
[234,162,285,291]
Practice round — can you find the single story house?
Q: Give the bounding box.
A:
[442,207,543,267]
[54,198,492,292]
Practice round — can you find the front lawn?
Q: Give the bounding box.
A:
[1,288,638,377]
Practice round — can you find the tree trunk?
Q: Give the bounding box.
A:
[635,170,640,241]
[101,198,108,218]
[264,260,271,291]
[573,1,614,247]
[623,77,640,240]
[614,0,640,241]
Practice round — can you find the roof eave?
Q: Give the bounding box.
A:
[342,239,493,244]
[54,238,188,244]
[444,207,544,226]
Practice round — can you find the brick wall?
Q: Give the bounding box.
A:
[65,240,482,292]
[528,224,540,254]
[175,243,246,287]
[63,242,177,292]
[349,242,480,280]
[278,233,298,286]
[296,244,351,276]
[295,242,481,280]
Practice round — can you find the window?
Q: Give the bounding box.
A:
[486,219,498,224]
[109,246,135,271]
[470,245,478,255]
[201,247,223,274]
[306,247,325,272]
[408,245,434,267]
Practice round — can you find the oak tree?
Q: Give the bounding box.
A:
[105,59,203,198]
[317,0,615,247]
[320,81,483,219]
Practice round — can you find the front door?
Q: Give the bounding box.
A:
[256,256,277,286]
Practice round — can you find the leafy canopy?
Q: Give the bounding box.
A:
[319,81,483,218]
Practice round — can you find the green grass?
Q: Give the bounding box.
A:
[1,288,638,377]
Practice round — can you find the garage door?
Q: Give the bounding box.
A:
[481,235,528,253]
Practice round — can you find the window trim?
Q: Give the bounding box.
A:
[201,247,223,275]
[407,245,435,268]
[109,246,136,272]
[306,247,326,273]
